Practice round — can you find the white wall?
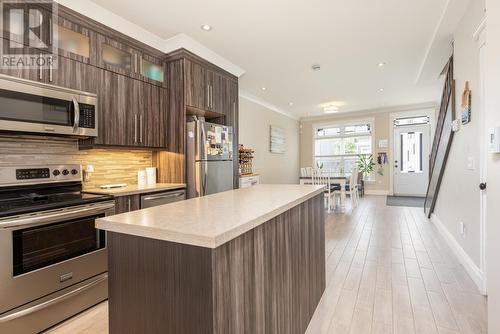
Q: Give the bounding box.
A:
[432,0,485,269]
[239,98,300,184]
[485,0,500,331]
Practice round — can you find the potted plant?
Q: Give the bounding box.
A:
[356,154,375,196]
[356,154,375,178]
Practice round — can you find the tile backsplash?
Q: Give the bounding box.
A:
[0,134,152,189]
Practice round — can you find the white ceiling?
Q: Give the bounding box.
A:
[87,0,461,118]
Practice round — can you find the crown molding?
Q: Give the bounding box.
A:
[54,0,245,77]
[163,34,245,77]
[299,102,438,122]
[239,91,299,121]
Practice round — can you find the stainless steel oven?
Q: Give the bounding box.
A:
[0,201,114,333]
[0,74,97,137]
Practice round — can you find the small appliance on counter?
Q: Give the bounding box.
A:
[186,119,234,198]
[0,164,114,333]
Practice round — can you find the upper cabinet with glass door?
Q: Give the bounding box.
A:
[95,34,142,79]
[50,16,96,64]
[140,53,166,87]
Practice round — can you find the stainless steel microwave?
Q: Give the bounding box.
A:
[0,74,98,137]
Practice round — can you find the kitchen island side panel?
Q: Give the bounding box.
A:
[212,193,325,334]
[107,232,214,334]
[107,193,325,334]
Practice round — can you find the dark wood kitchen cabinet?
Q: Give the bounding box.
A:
[114,195,140,214]
[50,55,97,93]
[185,59,207,110]
[184,58,235,117]
[50,15,97,65]
[80,68,166,149]
[96,34,141,79]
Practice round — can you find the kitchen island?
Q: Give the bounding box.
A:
[96,184,326,334]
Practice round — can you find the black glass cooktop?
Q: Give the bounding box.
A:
[0,183,112,218]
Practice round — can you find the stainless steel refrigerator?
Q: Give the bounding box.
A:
[186,120,234,198]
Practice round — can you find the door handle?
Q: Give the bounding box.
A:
[49,56,53,82]
[39,53,43,80]
[139,114,143,143]
[134,114,138,143]
[72,96,80,132]
[479,183,487,190]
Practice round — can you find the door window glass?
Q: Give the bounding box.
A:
[400,132,423,173]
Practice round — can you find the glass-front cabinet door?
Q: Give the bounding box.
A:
[140,54,166,86]
[50,16,95,64]
[96,34,142,79]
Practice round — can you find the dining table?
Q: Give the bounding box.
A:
[299,174,349,211]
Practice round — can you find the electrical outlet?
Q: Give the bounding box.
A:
[459,221,466,237]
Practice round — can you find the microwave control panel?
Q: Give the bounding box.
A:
[79,104,96,129]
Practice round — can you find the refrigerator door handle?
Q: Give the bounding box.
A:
[202,160,208,196]
[200,121,208,161]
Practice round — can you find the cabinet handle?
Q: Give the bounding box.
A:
[206,85,210,108]
[39,53,43,80]
[49,56,53,82]
[128,198,131,212]
[210,85,213,109]
[49,18,53,46]
[134,54,137,73]
[134,114,138,143]
[139,115,143,143]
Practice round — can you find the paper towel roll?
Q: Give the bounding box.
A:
[137,170,146,187]
[146,167,157,185]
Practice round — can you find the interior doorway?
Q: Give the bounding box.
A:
[393,117,431,196]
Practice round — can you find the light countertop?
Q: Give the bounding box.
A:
[84,183,186,197]
[96,184,324,248]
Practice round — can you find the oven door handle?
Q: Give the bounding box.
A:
[0,202,115,230]
[0,273,108,323]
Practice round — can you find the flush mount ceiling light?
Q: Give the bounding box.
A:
[288,102,294,106]
[261,87,267,91]
[312,64,321,71]
[201,24,212,31]
[323,105,339,114]
[377,62,386,67]
[379,88,385,92]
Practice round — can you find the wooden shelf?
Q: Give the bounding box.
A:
[186,105,225,120]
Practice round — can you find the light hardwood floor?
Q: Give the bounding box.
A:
[46,196,487,334]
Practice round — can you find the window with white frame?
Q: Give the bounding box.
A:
[313,121,373,174]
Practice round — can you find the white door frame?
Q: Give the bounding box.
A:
[388,109,436,196]
[474,15,487,295]
[393,124,431,196]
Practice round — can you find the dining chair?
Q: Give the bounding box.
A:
[312,169,334,213]
[334,167,359,209]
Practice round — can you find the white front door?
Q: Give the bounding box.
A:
[393,124,431,196]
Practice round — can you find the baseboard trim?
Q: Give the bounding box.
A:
[430,213,487,295]
[365,190,389,196]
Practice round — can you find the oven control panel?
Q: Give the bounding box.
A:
[0,165,82,186]
[16,168,50,180]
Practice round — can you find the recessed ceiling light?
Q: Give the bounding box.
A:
[377,62,386,67]
[261,87,266,91]
[312,64,321,71]
[201,24,212,31]
[379,88,384,92]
